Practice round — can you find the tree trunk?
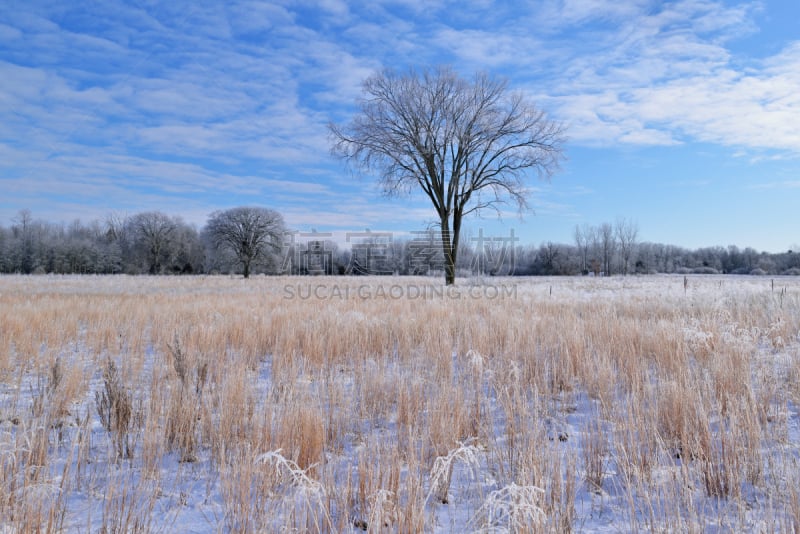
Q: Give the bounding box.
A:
[243,259,251,279]
[440,216,456,285]
[444,254,456,285]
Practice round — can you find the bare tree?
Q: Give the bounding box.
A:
[539,241,561,275]
[584,224,601,275]
[11,209,35,273]
[129,211,177,274]
[574,223,597,275]
[615,217,639,275]
[330,66,565,285]
[205,207,285,278]
[599,222,616,276]
[104,213,128,243]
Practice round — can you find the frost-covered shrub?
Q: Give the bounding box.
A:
[750,268,767,276]
[782,267,800,276]
[469,483,546,531]
[427,440,482,504]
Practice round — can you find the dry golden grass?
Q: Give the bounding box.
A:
[0,273,798,532]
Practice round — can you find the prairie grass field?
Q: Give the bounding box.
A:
[1,274,800,532]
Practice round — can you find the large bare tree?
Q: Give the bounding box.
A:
[330,66,565,285]
[205,207,285,278]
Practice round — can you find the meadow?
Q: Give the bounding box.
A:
[1,274,799,532]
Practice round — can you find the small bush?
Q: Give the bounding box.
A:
[427,440,482,504]
[469,483,546,532]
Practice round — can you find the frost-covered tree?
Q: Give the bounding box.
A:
[599,223,616,276]
[10,209,36,273]
[574,223,596,275]
[615,218,638,275]
[204,207,286,278]
[128,211,178,274]
[330,66,565,285]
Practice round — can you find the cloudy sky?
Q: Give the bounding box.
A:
[1,0,798,251]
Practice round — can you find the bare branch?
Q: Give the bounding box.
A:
[205,207,286,278]
[330,66,566,284]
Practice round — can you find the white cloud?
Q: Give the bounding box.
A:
[318,0,350,19]
[0,22,22,40]
[226,2,294,35]
[523,1,800,153]
[536,0,654,28]
[432,29,541,68]
[0,0,797,232]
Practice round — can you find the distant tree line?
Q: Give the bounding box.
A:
[0,209,797,276]
[0,208,282,276]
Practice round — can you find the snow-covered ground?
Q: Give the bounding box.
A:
[0,274,799,532]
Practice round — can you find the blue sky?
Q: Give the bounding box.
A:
[1,0,798,252]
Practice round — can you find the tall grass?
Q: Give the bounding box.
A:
[0,274,798,531]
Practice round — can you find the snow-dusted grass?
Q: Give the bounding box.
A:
[0,274,799,532]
